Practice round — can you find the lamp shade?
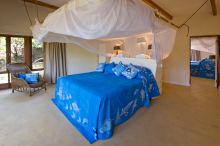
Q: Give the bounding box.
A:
[113,46,121,50]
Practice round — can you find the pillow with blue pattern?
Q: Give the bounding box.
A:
[104,62,115,74]
[17,73,26,80]
[122,64,140,79]
[25,73,39,84]
[112,61,126,76]
[96,63,105,72]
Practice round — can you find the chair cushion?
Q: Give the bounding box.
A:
[17,73,26,80]
[29,80,45,88]
[25,73,39,84]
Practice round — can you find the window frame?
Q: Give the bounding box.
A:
[0,34,44,70]
[0,36,8,74]
[31,38,44,71]
[0,34,44,89]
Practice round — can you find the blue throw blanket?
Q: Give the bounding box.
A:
[52,67,159,143]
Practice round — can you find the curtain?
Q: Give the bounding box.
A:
[191,50,201,61]
[44,42,67,83]
[191,37,217,54]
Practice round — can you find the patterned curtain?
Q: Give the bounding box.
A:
[44,42,67,83]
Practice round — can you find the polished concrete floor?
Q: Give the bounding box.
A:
[0,77,219,146]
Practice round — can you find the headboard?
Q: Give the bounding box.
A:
[110,57,157,76]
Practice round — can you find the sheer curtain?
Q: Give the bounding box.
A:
[44,43,67,83]
[32,0,177,93]
[32,0,176,60]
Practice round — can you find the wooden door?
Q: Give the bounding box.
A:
[0,36,10,89]
[216,36,220,88]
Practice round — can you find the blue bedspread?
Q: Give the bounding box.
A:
[190,58,215,79]
[52,67,159,143]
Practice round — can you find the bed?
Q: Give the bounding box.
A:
[190,58,215,79]
[52,58,160,143]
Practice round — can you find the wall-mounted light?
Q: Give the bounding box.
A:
[113,46,121,55]
[148,44,152,50]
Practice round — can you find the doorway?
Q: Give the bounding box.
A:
[190,36,220,88]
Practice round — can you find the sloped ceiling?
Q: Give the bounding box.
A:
[40,0,70,7]
[39,0,220,17]
[152,0,220,17]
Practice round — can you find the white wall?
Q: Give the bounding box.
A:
[200,51,213,59]
[163,14,220,86]
[66,44,98,75]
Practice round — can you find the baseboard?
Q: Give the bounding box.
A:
[163,80,190,87]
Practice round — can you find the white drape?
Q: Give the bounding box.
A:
[191,37,217,54]
[32,0,154,41]
[31,0,176,63]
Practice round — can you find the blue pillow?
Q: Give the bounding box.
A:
[17,73,26,80]
[112,62,126,76]
[104,62,115,74]
[96,63,105,72]
[25,73,39,84]
[122,64,139,79]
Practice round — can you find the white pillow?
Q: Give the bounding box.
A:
[135,54,150,59]
[116,54,125,58]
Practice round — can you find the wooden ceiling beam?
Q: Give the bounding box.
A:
[22,0,173,20]
[21,0,59,10]
[210,0,217,16]
[142,0,173,20]
[155,13,179,29]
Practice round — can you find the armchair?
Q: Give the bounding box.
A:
[6,63,46,96]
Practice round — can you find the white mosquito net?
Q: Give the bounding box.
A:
[31,0,176,63]
[191,37,217,54]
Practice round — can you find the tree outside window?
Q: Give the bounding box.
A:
[11,37,24,63]
[32,39,44,69]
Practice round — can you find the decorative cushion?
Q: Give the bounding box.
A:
[17,73,26,80]
[96,63,105,72]
[104,62,115,74]
[112,61,126,76]
[122,64,139,79]
[29,80,45,88]
[25,73,39,84]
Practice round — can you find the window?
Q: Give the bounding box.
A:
[0,37,6,72]
[11,37,25,63]
[0,37,8,84]
[0,35,44,89]
[32,39,44,70]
